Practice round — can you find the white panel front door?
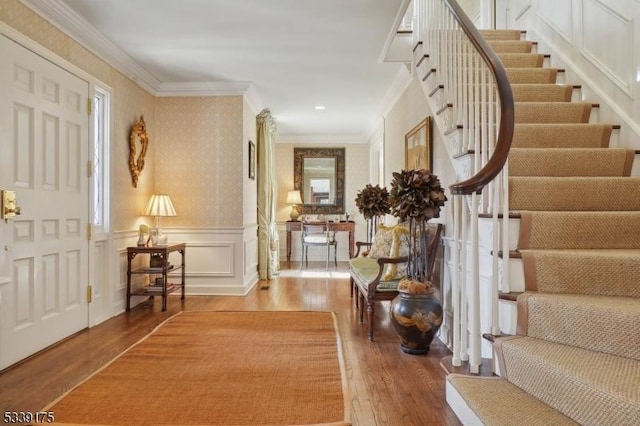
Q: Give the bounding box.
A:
[0,35,89,370]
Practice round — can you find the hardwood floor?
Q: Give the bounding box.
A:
[0,262,461,425]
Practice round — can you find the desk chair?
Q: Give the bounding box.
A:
[301,222,337,270]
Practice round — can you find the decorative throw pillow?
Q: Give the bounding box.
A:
[367,224,396,259]
[383,224,441,280]
[383,225,410,280]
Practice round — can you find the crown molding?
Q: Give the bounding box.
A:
[20,0,162,94]
[19,0,262,101]
[156,81,266,113]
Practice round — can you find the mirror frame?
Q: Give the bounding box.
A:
[294,147,345,214]
[129,115,149,188]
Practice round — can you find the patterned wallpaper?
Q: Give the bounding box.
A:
[0,0,156,233]
[154,96,244,228]
[242,99,258,227]
[384,77,455,236]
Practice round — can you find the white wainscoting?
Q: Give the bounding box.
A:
[509,0,640,146]
[580,0,635,96]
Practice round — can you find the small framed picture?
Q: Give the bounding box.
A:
[248,140,256,180]
[405,116,432,170]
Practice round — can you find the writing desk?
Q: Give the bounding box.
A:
[286,221,355,263]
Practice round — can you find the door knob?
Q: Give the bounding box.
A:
[1,190,21,222]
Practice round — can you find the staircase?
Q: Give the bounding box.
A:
[441,30,640,425]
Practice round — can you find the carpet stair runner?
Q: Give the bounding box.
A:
[445,30,640,425]
[509,177,640,211]
[506,68,560,84]
[512,124,612,148]
[521,249,640,297]
[514,102,593,123]
[511,83,573,102]
[487,40,535,53]
[509,148,634,176]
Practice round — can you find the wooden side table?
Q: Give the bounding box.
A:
[126,243,186,312]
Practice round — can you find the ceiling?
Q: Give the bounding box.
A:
[26,0,411,142]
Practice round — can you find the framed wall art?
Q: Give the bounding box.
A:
[248,140,256,180]
[404,116,432,171]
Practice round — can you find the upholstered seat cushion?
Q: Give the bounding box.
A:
[304,235,330,244]
[349,257,401,292]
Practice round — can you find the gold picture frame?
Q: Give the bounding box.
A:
[405,116,432,171]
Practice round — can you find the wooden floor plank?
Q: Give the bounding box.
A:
[0,262,461,425]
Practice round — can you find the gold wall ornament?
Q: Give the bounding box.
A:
[129,115,149,188]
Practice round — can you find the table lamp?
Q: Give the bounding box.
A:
[144,194,177,246]
[286,190,303,221]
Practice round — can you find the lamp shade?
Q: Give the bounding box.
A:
[144,194,177,217]
[286,190,303,205]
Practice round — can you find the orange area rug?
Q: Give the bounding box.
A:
[45,311,350,425]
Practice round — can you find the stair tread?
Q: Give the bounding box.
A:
[479,29,523,40]
[509,176,640,211]
[519,247,640,255]
[512,123,613,148]
[519,248,640,298]
[515,102,592,124]
[511,84,573,102]
[518,293,640,360]
[509,148,634,177]
[488,40,534,53]
[494,336,640,425]
[511,123,613,149]
[447,375,578,425]
[518,210,640,249]
[506,68,560,84]
[498,53,545,68]
[511,147,627,153]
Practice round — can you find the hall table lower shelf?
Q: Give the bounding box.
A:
[126,243,186,312]
[285,220,355,263]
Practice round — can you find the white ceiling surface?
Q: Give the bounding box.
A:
[51,0,409,142]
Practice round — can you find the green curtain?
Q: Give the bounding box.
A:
[256,109,279,279]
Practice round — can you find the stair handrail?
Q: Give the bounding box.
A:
[444,0,515,196]
[411,0,515,374]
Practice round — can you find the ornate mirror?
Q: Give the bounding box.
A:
[129,115,149,188]
[294,147,345,214]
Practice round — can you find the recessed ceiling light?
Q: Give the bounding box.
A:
[314,105,326,110]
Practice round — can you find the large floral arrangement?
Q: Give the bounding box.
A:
[355,184,391,219]
[355,184,391,243]
[389,169,447,283]
[389,169,447,222]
